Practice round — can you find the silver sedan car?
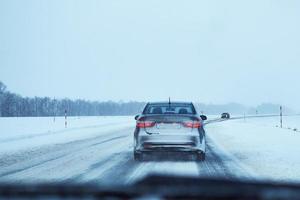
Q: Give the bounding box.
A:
[133,102,207,161]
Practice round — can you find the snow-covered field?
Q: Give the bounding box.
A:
[0,116,133,154]
[207,115,300,183]
[0,115,300,184]
[243,115,300,130]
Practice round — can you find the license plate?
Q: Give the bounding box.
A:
[156,123,181,129]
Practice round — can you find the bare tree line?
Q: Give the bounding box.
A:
[0,82,145,117]
[0,81,293,117]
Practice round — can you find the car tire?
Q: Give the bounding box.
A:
[196,152,205,161]
[134,152,143,161]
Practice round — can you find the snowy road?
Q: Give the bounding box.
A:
[0,121,256,185]
[1,115,300,185]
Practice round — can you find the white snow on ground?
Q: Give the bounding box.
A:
[206,116,300,183]
[0,116,134,154]
[242,115,300,131]
[125,161,200,184]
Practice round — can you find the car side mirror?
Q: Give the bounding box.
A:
[134,115,139,120]
[200,115,207,121]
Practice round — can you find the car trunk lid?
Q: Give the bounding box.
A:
[138,115,200,135]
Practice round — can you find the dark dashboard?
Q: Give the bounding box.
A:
[1,175,300,200]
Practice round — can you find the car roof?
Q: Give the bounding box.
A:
[147,101,194,105]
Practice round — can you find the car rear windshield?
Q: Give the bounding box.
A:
[143,103,196,115]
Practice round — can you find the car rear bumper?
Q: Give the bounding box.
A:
[135,147,203,153]
[135,134,205,153]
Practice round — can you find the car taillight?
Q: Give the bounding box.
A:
[136,121,156,128]
[183,121,201,128]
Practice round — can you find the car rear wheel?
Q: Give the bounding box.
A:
[196,152,205,161]
[134,152,143,161]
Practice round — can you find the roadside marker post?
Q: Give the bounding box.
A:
[65,109,67,128]
[280,106,283,128]
[53,97,56,123]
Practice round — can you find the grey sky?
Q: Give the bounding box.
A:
[0,0,299,109]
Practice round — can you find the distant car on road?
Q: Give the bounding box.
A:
[221,113,230,119]
[133,101,207,161]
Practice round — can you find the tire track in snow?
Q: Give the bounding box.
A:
[196,136,258,180]
[0,128,133,182]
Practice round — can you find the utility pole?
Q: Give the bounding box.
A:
[280,106,283,128]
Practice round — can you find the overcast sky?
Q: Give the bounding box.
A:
[0,0,299,109]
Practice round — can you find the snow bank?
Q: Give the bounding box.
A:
[206,116,300,183]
